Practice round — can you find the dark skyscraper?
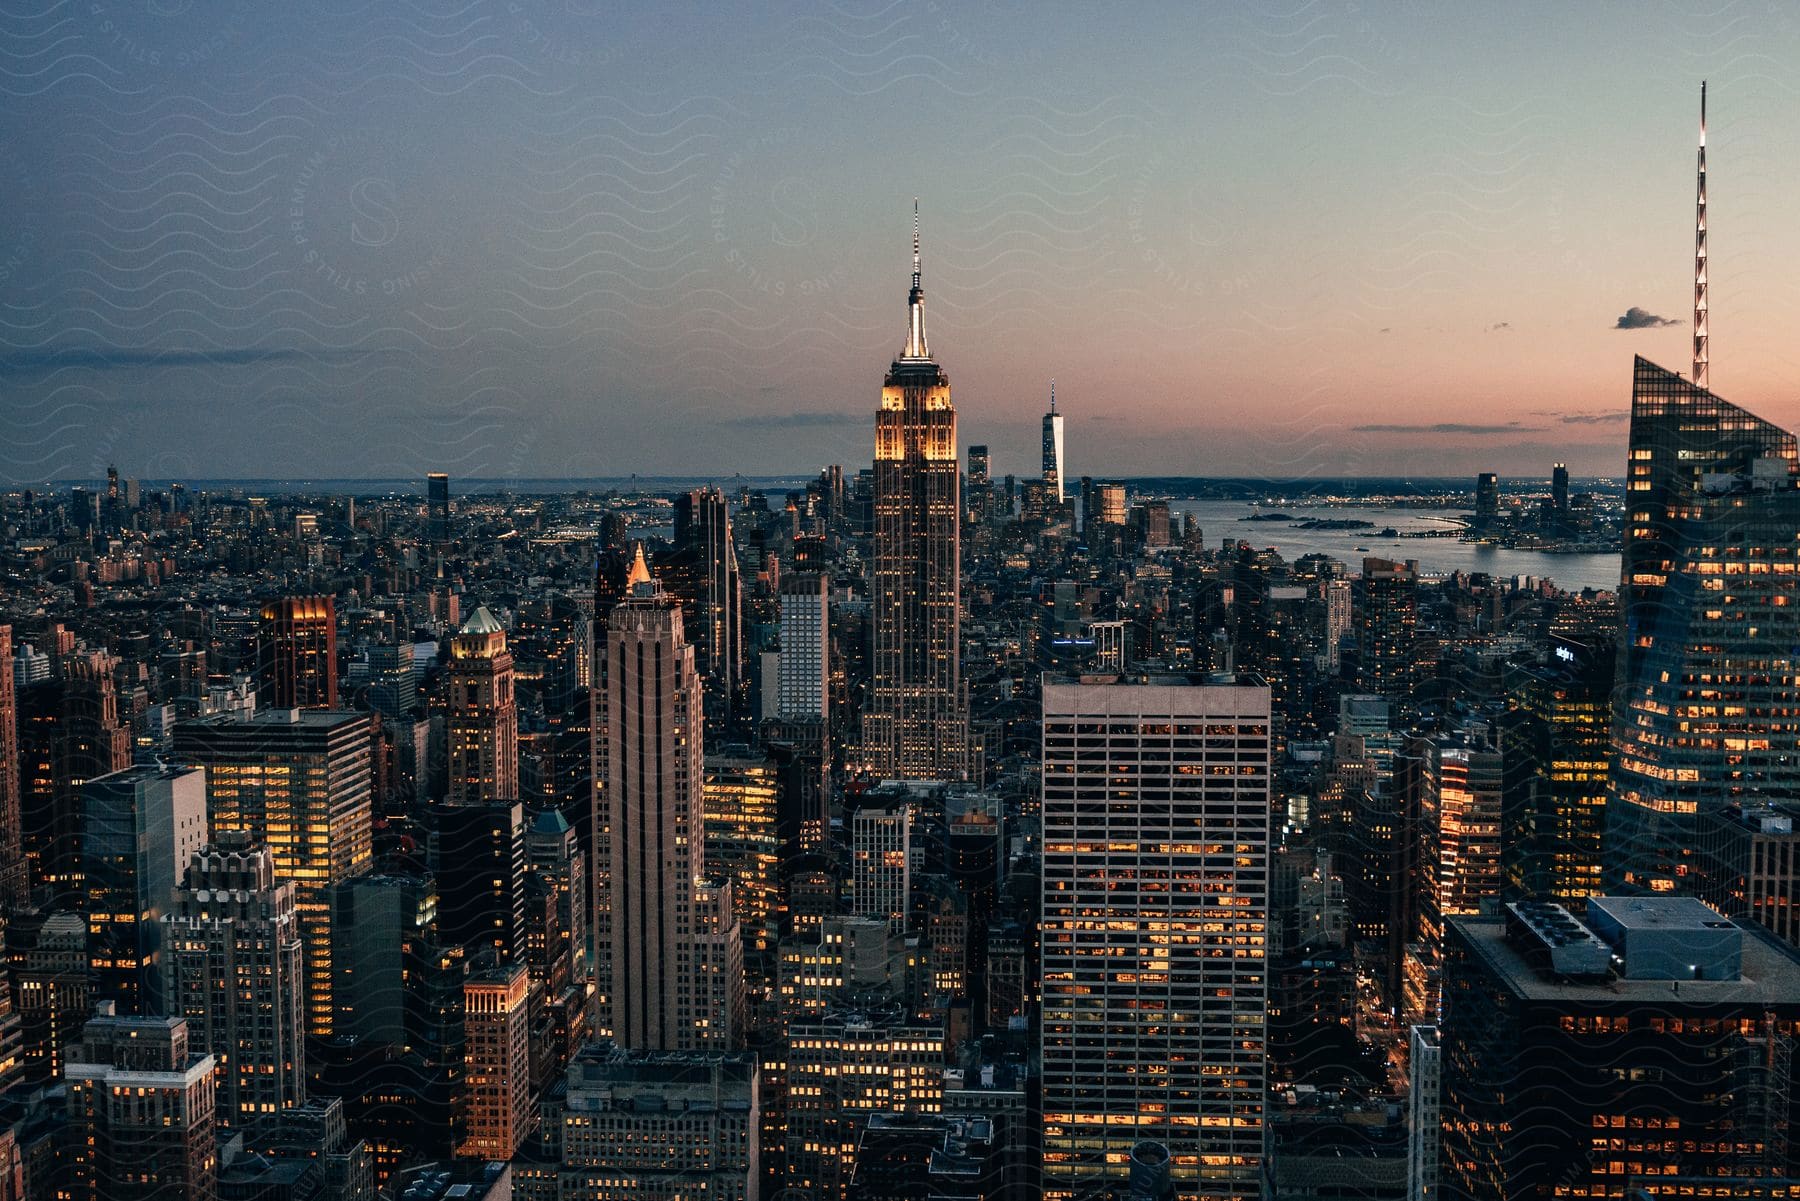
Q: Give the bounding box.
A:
[18,651,132,905]
[1473,472,1499,530]
[1357,557,1417,698]
[1551,461,1570,517]
[1502,632,1613,903]
[1440,899,1800,1198]
[667,486,745,724]
[865,203,966,780]
[257,596,339,710]
[967,444,990,486]
[1041,379,1064,504]
[0,625,26,905]
[82,765,208,1016]
[427,472,450,547]
[1607,358,1800,894]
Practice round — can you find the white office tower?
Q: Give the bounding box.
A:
[1041,674,1272,1201]
[1408,1024,1441,1201]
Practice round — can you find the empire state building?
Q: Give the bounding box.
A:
[865,203,967,780]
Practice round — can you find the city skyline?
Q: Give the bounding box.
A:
[6,7,1800,483]
[7,8,1800,1200]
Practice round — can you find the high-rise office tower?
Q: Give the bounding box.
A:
[257,596,338,710]
[1551,462,1570,517]
[603,547,722,1050]
[445,607,519,807]
[1408,1025,1440,1201]
[1473,472,1499,530]
[63,1010,219,1201]
[703,754,782,1022]
[328,872,441,1049]
[367,642,416,721]
[1042,379,1065,503]
[429,798,525,961]
[967,444,990,486]
[587,519,635,1029]
[669,486,745,724]
[524,807,589,985]
[1091,481,1127,527]
[1408,729,1504,1023]
[18,652,131,904]
[0,625,25,905]
[1608,358,1800,893]
[1322,578,1352,673]
[174,709,374,1037]
[1441,898,1800,1198]
[866,202,966,780]
[1041,675,1272,1200]
[457,962,531,1161]
[1501,633,1613,902]
[776,572,830,723]
[1358,557,1418,697]
[82,765,208,1015]
[427,472,450,547]
[851,797,911,933]
[160,835,306,1133]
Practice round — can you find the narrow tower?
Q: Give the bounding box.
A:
[1694,80,1708,388]
[1042,379,1065,504]
[868,202,967,780]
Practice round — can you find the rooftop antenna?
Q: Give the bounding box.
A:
[1694,80,1708,389]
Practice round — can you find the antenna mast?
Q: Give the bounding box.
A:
[1694,81,1708,389]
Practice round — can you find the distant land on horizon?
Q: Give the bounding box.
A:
[29,474,1623,498]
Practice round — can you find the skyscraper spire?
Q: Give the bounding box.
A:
[1050,378,1056,415]
[1694,80,1708,389]
[903,198,929,360]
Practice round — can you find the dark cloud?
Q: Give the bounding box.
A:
[1614,307,1677,329]
[723,410,865,430]
[1352,422,1537,436]
[0,346,385,377]
[1560,411,1630,426]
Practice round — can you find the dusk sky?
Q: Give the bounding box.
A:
[5,1,1800,485]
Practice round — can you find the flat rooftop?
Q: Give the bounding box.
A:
[1452,913,1800,1007]
[1588,895,1739,933]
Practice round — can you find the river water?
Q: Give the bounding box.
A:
[1172,500,1621,593]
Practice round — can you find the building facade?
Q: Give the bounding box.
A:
[81,764,209,1015]
[865,208,966,781]
[1608,357,1800,894]
[603,549,732,1050]
[257,595,338,710]
[1041,675,1272,1200]
[174,709,375,1037]
[445,607,520,807]
[459,963,532,1161]
[63,1011,219,1201]
[160,835,307,1133]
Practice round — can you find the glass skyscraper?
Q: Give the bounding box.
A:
[1608,356,1800,894]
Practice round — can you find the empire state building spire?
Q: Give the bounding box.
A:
[1694,80,1708,389]
[903,198,929,360]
